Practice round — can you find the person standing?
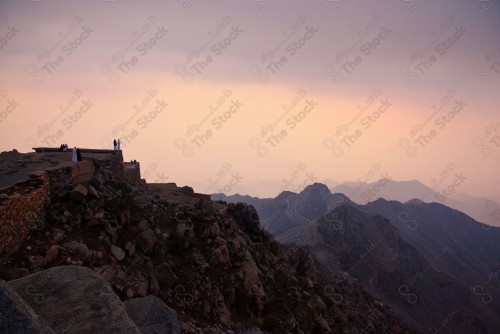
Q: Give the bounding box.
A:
[113,139,117,151]
[72,147,77,162]
[76,148,82,162]
[117,139,121,150]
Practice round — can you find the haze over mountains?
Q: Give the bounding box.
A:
[328,178,500,227]
[213,182,500,333]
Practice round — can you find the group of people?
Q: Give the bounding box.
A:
[113,139,121,151]
[58,144,82,162]
[71,147,82,162]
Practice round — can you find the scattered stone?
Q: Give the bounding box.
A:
[137,229,157,253]
[110,245,126,262]
[51,228,66,243]
[62,241,91,262]
[124,295,181,334]
[70,184,88,202]
[45,245,59,263]
[87,185,100,198]
[154,263,178,288]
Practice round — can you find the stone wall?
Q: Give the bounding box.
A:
[45,161,95,194]
[123,162,141,184]
[0,150,125,256]
[0,171,50,255]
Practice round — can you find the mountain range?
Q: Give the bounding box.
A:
[212,182,500,333]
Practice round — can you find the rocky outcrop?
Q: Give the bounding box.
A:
[0,151,413,333]
[7,266,143,334]
[124,296,180,334]
[0,279,55,334]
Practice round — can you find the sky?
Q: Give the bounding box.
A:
[0,0,499,201]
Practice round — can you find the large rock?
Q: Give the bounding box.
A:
[124,295,181,334]
[137,229,157,253]
[153,263,178,288]
[70,184,88,202]
[110,245,126,261]
[7,266,142,334]
[0,280,55,333]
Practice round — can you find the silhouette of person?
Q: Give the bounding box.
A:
[76,148,82,162]
[117,139,121,150]
[113,139,117,151]
[59,144,64,152]
[72,147,77,162]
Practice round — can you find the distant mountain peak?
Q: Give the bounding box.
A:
[300,182,331,195]
[405,198,424,205]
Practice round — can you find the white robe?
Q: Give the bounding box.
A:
[72,148,77,162]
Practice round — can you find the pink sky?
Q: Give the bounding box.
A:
[0,0,499,201]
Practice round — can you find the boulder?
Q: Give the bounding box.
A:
[7,266,142,333]
[110,245,126,261]
[0,280,55,333]
[70,184,88,202]
[44,246,59,263]
[87,185,100,198]
[137,229,157,253]
[154,263,178,288]
[124,295,181,334]
[62,241,91,262]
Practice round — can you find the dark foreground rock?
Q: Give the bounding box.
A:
[124,295,181,334]
[0,280,55,334]
[6,266,142,334]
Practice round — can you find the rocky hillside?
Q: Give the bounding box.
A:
[218,183,500,333]
[0,158,412,333]
[280,205,497,333]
